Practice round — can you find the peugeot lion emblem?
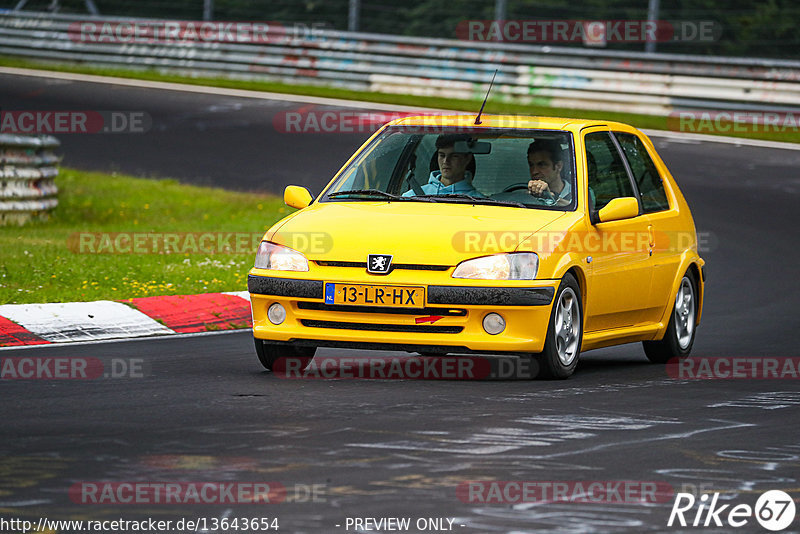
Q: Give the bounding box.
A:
[367,254,393,275]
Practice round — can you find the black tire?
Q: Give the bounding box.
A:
[535,273,583,379]
[643,272,698,363]
[254,338,317,371]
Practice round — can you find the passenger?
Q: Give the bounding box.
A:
[527,139,571,206]
[403,134,484,197]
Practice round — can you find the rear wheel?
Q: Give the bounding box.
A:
[536,273,583,379]
[254,338,317,371]
[643,273,697,363]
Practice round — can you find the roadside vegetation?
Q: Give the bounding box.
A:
[0,168,285,304]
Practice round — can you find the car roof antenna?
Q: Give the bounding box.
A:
[474,69,498,125]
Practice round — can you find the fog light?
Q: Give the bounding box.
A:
[267,303,286,325]
[483,312,506,335]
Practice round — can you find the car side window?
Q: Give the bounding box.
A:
[584,132,635,211]
[614,133,670,213]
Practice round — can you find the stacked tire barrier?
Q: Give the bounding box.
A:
[0,134,60,225]
[1,12,800,116]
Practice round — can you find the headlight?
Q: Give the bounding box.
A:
[254,241,309,271]
[452,253,538,280]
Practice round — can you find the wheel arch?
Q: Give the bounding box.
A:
[685,261,704,325]
[654,254,705,339]
[562,264,587,323]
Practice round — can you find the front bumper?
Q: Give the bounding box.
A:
[248,272,558,354]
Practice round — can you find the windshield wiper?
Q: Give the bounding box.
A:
[327,189,434,202]
[328,189,401,200]
[416,194,527,208]
[327,190,523,207]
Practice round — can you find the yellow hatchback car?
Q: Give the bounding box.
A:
[248,115,705,378]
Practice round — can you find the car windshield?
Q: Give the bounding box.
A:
[322,127,576,210]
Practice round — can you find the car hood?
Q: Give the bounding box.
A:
[267,201,566,265]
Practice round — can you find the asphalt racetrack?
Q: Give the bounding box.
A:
[2,71,800,533]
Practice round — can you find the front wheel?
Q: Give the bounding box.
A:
[643,273,697,363]
[535,273,583,379]
[254,338,317,371]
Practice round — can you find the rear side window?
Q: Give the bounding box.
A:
[615,133,670,213]
[584,132,635,211]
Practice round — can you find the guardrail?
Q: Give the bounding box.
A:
[0,133,60,225]
[1,11,800,116]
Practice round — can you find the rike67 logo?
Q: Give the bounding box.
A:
[668,490,796,531]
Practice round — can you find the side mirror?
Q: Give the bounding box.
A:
[597,197,639,223]
[284,185,313,209]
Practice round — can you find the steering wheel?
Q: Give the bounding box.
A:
[501,182,529,193]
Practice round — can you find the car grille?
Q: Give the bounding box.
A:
[296,301,467,316]
[314,260,450,271]
[299,320,463,334]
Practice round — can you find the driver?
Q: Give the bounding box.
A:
[402,134,484,197]
[526,139,571,206]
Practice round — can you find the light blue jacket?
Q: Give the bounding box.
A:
[402,171,485,197]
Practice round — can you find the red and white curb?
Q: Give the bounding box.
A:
[0,291,252,348]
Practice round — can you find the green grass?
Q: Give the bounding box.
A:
[3,55,799,144]
[0,168,288,304]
